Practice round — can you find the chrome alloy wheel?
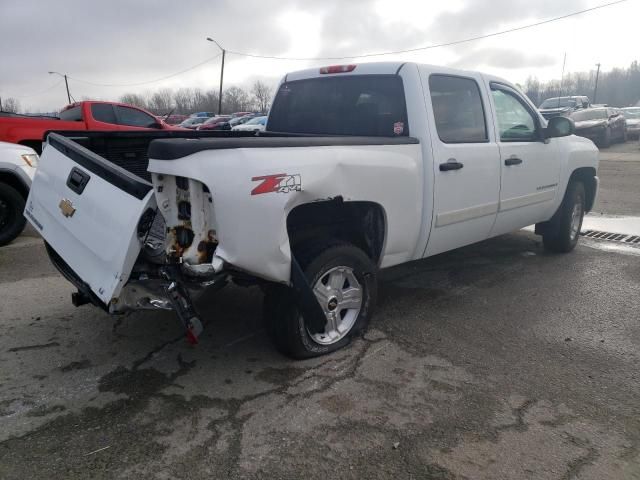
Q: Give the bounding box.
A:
[570,201,583,241]
[308,266,363,345]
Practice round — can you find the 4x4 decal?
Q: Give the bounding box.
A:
[251,173,302,195]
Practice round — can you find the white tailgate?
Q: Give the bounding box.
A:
[24,136,155,304]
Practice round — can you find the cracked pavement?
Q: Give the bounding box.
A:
[1,143,639,479]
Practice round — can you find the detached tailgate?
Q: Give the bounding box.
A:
[25,133,155,305]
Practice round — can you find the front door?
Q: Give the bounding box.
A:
[487,82,561,236]
[421,71,501,257]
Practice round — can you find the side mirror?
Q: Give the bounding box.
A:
[582,102,589,108]
[545,116,574,139]
[150,122,163,129]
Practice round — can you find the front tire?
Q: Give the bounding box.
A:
[0,183,27,246]
[542,181,585,253]
[263,243,377,359]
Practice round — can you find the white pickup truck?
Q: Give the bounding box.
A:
[25,62,599,358]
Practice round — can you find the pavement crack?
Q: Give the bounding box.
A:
[131,335,184,371]
[561,436,599,480]
[7,342,60,353]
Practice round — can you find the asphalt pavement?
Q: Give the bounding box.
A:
[1,141,639,479]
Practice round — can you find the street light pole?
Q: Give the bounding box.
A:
[593,63,601,104]
[206,37,226,115]
[48,71,72,104]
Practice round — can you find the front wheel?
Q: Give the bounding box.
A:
[263,243,377,359]
[542,181,585,253]
[0,183,27,246]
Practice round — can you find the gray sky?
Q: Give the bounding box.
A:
[1,0,637,112]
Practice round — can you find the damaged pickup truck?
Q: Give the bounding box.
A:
[25,62,599,358]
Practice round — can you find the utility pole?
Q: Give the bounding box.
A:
[218,49,225,115]
[206,37,226,115]
[593,63,601,104]
[48,71,72,104]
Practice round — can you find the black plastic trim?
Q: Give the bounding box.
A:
[148,135,419,160]
[48,133,153,200]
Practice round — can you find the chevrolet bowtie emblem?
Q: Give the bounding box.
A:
[59,198,76,218]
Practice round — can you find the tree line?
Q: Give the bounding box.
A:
[523,60,640,107]
[0,79,273,115]
[120,80,273,115]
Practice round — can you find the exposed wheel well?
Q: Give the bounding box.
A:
[0,171,29,199]
[569,167,597,211]
[286,198,386,264]
[18,140,42,155]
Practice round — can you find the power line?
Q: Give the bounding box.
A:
[4,79,64,99]
[224,0,630,61]
[68,52,223,87]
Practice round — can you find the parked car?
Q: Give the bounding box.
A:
[231,111,254,118]
[571,107,626,147]
[538,95,590,120]
[178,117,209,129]
[162,114,188,125]
[0,101,180,153]
[190,112,217,118]
[227,115,256,128]
[196,115,232,130]
[25,62,598,358]
[0,141,38,245]
[622,107,640,138]
[231,116,267,132]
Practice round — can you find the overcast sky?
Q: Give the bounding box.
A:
[1,0,637,112]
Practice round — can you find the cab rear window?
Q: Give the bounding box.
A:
[268,75,409,136]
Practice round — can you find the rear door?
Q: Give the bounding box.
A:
[487,82,561,236]
[24,133,155,305]
[420,70,501,257]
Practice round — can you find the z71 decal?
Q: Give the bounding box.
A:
[251,173,302,195]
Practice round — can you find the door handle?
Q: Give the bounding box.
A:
[439,159,464,171]
[66,167,90,194]
[504,157,523,166]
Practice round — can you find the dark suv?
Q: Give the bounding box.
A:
[539,96,590,120]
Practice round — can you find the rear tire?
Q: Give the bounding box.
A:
[263,242,377,359]
[0,183,27,246]
[542,181,585,253]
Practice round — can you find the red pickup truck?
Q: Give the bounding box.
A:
[0,101,180,153]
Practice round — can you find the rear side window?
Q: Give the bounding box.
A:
[115,105,157,128]
[91,104,117,124]
[268,75,409,136]
[429,75,487,143]
[59,106,82,121]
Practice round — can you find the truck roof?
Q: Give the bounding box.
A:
[284,61,512,88]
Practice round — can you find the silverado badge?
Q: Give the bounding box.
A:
[59,198,76,218]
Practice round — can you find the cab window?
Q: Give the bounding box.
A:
[59,106,82,121]
[115,105,158,128]
[91,104,117,124]
[429,75,488,144]
[491,87,538,142]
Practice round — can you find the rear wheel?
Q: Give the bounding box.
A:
[263,242,377,359]
[542,181,585,253]
[0,183,27,246]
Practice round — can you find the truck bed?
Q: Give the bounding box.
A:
[45,130,419,181]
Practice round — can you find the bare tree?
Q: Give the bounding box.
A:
[119,93,148,109]
[147,88,174,114]
[1,97,20,113]
[252,80,273,113]
[222,86,250,113]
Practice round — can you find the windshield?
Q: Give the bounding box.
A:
[268,75,408,136]
[245,116,266,125]
[571,109,607,121]
[540,97,577,109]
[622,108,640,118]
